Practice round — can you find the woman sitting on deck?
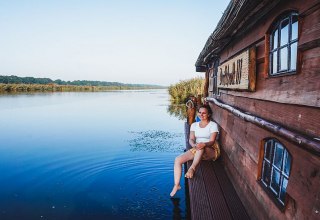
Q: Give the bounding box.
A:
[170,105,219,197]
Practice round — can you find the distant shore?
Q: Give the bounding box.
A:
[0,83,165,93]
[0,75,166,93]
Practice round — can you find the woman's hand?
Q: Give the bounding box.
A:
[196,142,206,150]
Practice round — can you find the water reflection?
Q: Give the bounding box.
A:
[167,102,187,120]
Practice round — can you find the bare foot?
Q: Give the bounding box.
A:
[170,185,181,197]
[185,167,195,179]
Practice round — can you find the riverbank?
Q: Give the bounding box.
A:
[0,83,164,93]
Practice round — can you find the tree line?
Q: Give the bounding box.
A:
[0,75,163,88]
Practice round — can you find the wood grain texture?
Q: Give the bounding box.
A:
[187,161,213,220]
[299,5,320,50]
[217,93,320,138]
[249,47,256,91]
[221,46,320,107]
[210,103,320,219]
[219,0,320,63]
[207,97,320,155]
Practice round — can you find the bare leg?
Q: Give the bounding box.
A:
[185,149,204,179]
[170,151,194,197]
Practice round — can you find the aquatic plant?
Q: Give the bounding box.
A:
[128,130,184,153]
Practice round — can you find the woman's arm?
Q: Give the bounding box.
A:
[189,131,196,148]
[196,132,218,150]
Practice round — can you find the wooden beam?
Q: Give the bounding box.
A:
[206,97,320,156]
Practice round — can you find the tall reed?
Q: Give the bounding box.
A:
[168,77,205,104]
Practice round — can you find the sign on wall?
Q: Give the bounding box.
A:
[217,47,256,91]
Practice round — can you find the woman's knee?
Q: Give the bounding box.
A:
[195,149,204,155]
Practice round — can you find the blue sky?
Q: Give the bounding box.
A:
[0,0,229,86]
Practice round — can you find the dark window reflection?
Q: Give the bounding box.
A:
[292,15,298,40]
[261,139,291,206]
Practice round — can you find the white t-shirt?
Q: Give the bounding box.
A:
[190,121,219,143]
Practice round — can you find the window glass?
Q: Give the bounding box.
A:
[280,48,288,71]
[273,142,284,169]
[271,169,281,193]
[280,19,289,46]
[283,151,291,176]
[261,139,291,207]
[272,51,277,73]
[292,15,298,40]
[290,42,297,70]
[265,140,272,161]
[262,161,271,185]
[269,12,298,76]
[280,177,288,202]
[272,29,278,49]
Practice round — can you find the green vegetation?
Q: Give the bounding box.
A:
[0,75,165,92]
[167,103,187,120]
[168,77,205,104]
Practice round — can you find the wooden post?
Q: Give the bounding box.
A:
[186,96,197,126]
[204,70,209,98]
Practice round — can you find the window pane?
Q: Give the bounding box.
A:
[262,161,271,185]
[264,140,273,161]
[280,48,288,71]
[272,51,277,73]
[280,177,288,202]
[292,15,298,40]
[283,151,291,176]
[272,29,278,49]
[273,142,284,169]
[271,169,281,194]
[280,19,289,46]
[290,42,297,70]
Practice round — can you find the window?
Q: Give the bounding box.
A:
[208,60,219,96]
[269,12,298,76]
[261,139,291,207]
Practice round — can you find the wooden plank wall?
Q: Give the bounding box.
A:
[211,103,320,219]
[208,0,320,219]
[217,0,320,108]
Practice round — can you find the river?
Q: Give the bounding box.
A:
[0,90,188,220]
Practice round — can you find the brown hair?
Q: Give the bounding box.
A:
[198,105,212,119]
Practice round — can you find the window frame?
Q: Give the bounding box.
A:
[208,59,220,96]
[258,138,292,210]
[267,12,299,77]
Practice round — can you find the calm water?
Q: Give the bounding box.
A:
[0,90,188,220]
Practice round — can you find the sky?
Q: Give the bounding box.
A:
[0,0,229,86]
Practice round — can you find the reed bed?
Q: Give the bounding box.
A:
[168,77,205,104]
[0,83,158,93]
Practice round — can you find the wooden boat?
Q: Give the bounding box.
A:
[194,0,320,219]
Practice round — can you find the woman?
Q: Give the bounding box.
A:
[170,105,219,197]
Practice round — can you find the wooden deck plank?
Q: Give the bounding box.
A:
[184,122,250,220]
[212,160,250,220]
[187,161,213,220]
[201,160,233,220]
